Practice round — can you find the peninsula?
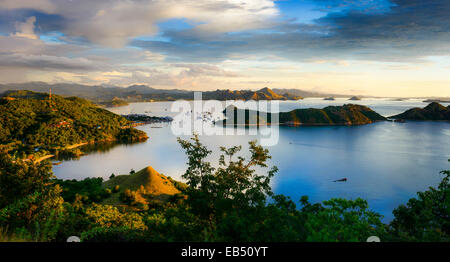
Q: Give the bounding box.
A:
[0,90,148,159]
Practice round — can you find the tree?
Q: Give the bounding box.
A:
[177,134,277,235]
[388,163,450,241]
[0,151,55,208]
[0,151,64,241]
[301,197,385,242]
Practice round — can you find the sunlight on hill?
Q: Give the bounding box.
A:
[102,166,181,206]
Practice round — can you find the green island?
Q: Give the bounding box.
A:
[0,90,148,161]
[98,98,130,108]
[390,102,450,121]
[0,135,448,242]
[221,104,386,126]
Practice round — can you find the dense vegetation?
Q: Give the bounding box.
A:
[391,102,450,121]
[0,136,448,242]
[222,104,386,126]
[99,98,129,107]
[0,90,147,159]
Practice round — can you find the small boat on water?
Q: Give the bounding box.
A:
[333,178,347,182]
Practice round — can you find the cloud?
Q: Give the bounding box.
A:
[132,0,450,63]
[173,64,241,77]
[0,53,97,71]
[12,16,38,39]
[0,0,56,13]
[0,0,279,47]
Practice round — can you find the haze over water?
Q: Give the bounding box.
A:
[53,98,450,221]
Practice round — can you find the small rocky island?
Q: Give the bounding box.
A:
[349,96,361,101]
[324,97,335,101]
[390,102,450,121]
[122,114,173,124]
[221,104,386,126]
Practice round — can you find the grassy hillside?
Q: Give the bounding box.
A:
[102,166,184,207]
[222,104,386,126]
[390,102,450,120]
[0,90,148,158]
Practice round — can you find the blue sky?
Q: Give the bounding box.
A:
[0,0,449,97]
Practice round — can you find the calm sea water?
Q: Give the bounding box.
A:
[53,98,450,221]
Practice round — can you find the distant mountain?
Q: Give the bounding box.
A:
[272,88,352,98]
[390,102,450,121]
[0,83,302,102]
[349,96,361,101]
[202,87,302,101]
[0,82,193,103]
[222,104,386,126]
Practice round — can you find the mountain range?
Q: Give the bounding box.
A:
[0,82,335,103]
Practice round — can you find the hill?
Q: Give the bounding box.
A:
[272,88,356,98]
[221,104,386,126]
[390,102,450,120]
[102,166,184,205]
[0,90,148,158]
[202,87,302,101]
[0,82,193,103]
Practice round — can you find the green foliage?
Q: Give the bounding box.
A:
[85,203,147,230]
[0,91,147,157]
[0,152,64,241]
[177,135,277,230]
[388,165,450,241]
[0,152,54,207]
[302,198,385,242]
[54,177,111,203]
[120,187,149,209]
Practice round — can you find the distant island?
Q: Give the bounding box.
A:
[0,90,148,160]
[390,102,450,121]
[202,87,303,101]
[422,99,450,103]
[324,97,335,101]
[349,96,361,101]
[99,98,129,107]
[221,104,386,126]
[122,114,173,124]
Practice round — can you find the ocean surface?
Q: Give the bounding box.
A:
[52,98,450,221]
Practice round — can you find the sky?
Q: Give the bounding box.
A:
[0,0,449,97]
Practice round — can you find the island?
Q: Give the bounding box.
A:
[422,99,450,104]
[390,102,450,121]
[122,114,173,124]
[221,104,386,126]
[349,96,361,101]
[0,90,148,160]
[99,97,129,107]
[324,97,335,101]
[202,87,303,101]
